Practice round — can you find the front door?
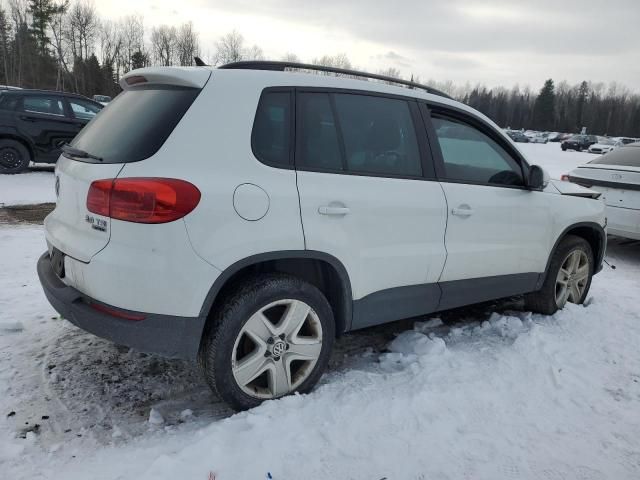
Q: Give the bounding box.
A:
[425,108,551,309]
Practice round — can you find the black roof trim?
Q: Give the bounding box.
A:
[218,61,453,100]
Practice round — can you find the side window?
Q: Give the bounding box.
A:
[22,96,65,116]
[252,91,292,167]
[68,99,101,121]
[333,94,422,176]
[431,115,524,187]
[0,94,17,110]
[297,92,343,171]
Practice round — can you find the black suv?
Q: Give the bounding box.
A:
[561,134,597,152]
[0,89,103,173]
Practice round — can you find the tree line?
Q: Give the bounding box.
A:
[0,0,638,137]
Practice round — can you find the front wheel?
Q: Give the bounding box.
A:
[199,274,335,410]
[525,235,593,315]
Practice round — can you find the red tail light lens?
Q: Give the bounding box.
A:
[560,174,570,181]
[87,178,201,224]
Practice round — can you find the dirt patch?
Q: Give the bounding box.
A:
[0,203,55,224]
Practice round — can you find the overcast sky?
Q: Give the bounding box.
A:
[96,0,640,91]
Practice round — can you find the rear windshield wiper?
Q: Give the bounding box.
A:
[62,144,103,162]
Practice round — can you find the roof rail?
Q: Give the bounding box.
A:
[218,61,453,100]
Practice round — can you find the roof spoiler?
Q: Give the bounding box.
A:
[119,67,211,90]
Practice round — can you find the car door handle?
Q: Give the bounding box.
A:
[451,206,474,217]
[318,206,350,216]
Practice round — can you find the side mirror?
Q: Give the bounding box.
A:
[528,165,550,190]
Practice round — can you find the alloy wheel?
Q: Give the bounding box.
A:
[231,299,323,399]
[555,249,590,307]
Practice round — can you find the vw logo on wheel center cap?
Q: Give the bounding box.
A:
[272,340,287,357]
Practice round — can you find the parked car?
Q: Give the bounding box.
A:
[552,133,572,143]
[588,138,623,154]
[0,89,103,173]
[526,132,549,144]
[92,94,112,106]
[506,130,529,142]
[613,137,638,145]
[37,62,606,410]
[561,134,598,151]
[565,143,640,240]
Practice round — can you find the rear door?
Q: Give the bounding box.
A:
[295,90,448,328]
[423,106,551,309]
[16,94,78,161]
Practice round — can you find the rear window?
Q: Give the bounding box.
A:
[70,85,199,164]
[588,146,640,168]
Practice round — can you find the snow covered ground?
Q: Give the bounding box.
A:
[0,166,56,207]
[1,144,640,479]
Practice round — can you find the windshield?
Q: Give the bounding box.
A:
[72,85,200,164]
[598,138,615,145]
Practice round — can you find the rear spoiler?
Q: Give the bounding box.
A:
[119,67,211,90]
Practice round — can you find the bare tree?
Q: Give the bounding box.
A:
[98,19,121,70]
[150,24,176,66]
[175,21,198,66]
[214,30,244,65]
[244,44,263,61]
[68,0,97,61]
[118,14,144,74]
[281,52,301,63]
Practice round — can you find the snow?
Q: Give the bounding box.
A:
[517,142,598,180]
[1,145,640,479]
[0,167,56,206]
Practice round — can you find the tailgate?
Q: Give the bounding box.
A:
[570,166,640,209]
[44,156,123,262]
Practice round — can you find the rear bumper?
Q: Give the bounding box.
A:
[37,252,206,360]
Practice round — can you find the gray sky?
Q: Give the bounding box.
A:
[97,0,640,91]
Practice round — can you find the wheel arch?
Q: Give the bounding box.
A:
[536,221,606,290]
[198,251,353,344]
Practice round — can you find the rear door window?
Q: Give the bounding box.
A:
[22,96,65,117]
[333,94,422,177]
[296,91,423,177]
[70,85,199,164]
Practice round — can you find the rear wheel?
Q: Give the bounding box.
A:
[0,139,30,174]
[199,274,335,410]
[525,235,593,315]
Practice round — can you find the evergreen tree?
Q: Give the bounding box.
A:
[28,0,63,56]
[533,79,556,131]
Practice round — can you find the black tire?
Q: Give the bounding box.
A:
[561,145,567,151]
[0,139,30,174]
[199,273,335,411]
[525,235,594,315]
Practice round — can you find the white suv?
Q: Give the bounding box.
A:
[38,62,606,410]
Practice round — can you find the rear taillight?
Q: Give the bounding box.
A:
[560,174,570,181]
[87,178,201,224]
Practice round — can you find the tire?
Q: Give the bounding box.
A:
[525,235,593,315]
[0,139,30,174]
[561,145,567,151]
[199,273,335,410]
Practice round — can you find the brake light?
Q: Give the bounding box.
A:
[125,75,147,86]
[560,174,570,181]
[87,178,201,223]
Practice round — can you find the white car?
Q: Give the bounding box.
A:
[588,138,623,154]
[566,143,640,240]
[525,131,548,144]
[37,61,607,410]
